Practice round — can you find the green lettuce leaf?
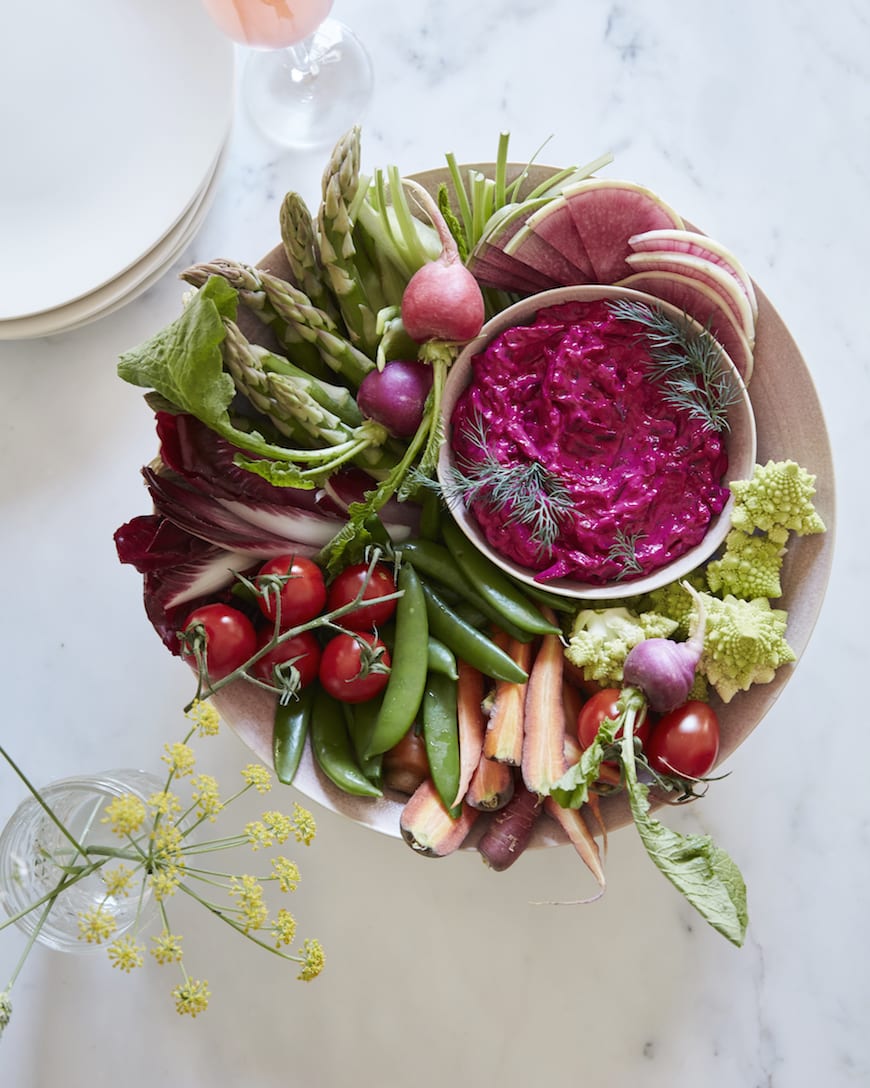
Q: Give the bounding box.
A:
[117,276,309,473]
[550,715,620,809]
[621,726,748,947]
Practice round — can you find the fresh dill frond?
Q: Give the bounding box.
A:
[606,298,740,432]
[606,528,645,580]
[445,412,574,555]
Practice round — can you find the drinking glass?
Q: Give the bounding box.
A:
[202,0,374,149]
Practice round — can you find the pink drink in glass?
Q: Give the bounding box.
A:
[201,0,334,48]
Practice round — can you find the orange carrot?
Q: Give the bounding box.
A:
[521,613,568,795]
[466,753,515,811]
[542,796,606,901]
[452,661,487,808]
[484,631,533,765]
[400,778,478,857]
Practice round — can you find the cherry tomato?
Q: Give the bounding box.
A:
[250,628,321,691]
[577,688,651,749]
[326,562,398,631]
[319,632,391,704]
[256,555,327,630]
[181,603,258,680]
[645,700,720,779]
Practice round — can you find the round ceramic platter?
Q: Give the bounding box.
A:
[0,0,235,322]
[205,162,835,846]
[0,139,230,341]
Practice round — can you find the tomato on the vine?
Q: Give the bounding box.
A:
[576,687,651,749]
[645,700,720,779]
[326,562,398,631]
[250,628,321,691]
[319,632,391,704]
[181,603,258,680]
[256,555,327,629]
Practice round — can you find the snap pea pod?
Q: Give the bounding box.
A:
[310,686,383,797]
[366,563,429,758]
[400,539,535,643]
[344,699,384,789]
[272,684,315,785]
[427,637,458,680]
[421,583,529,684]
[422,671,461,815]
[441,516,562,637]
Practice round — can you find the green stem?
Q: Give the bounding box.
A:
[177,881,305,965]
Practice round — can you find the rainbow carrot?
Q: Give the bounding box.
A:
[521,615,568,795]
[484,631,533,765]
[452,661,487,807]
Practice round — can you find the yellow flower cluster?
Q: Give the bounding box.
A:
[298,939,326,982]
[241,764,273,794]
[101,794,146,837]
[107,937,145,973]
[185,699,221,737]
[101,865,135,899]
[172,978,211,1018]
[151,929,184,965]
[230,874,269,934]
[191,774,222,821]
[162,742,196,778]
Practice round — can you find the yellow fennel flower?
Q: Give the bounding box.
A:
[191,773,222,820]
[162,742,196,778]
[245,820,274,851]
[271,856,301,893]
[101,794,146,837]
[241,763,272,794]
[297,938,325,981]
[172,978,210,1018]
[107,937,145,973]
[101,864,135,898]
[261,810,293,844]
[272,909,297,948]
[185,699,221,737]
[148,789,183,818]
[291,802,316,846]
[150,869,182,902]
[230,875,268,933]
[152,824,185,868]
[78,906,118,945]
[151,930,184,965]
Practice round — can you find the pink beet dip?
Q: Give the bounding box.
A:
[449,299,730,584]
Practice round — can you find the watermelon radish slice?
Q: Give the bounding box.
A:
[503,220,592,285]
[628,228,759,324]
[524,197,597,280]
[470,249,559,294]
[617,270,755,382]
[624,250,755,346]
[561,178,684,284]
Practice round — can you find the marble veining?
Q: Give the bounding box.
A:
[1,0,867,1084]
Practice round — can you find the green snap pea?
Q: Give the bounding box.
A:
[427,637,458,680]
[401,539,534,642]
[344,699,383,789]
[418,489,444,541]
[366,563,429,758]
[422,671,461,814]
[441,516,562,637]
[421,583,529,684]
[272,684,315,785]
[310,686,383,797]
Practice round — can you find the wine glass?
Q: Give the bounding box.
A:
[202,0,374,150]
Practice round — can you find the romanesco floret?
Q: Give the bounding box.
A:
[730,460,826,545]
[705,529,786,600]
[643,570,708,637]
[565,606,677,685]
[697,593,796,703]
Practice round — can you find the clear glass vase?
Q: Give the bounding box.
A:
[0,769,163,953]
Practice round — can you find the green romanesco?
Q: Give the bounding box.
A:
[565,606,677,685]
[730,460,826,545]
[705,529,786,600]
[697,593,796,703]
[642,570,708,637]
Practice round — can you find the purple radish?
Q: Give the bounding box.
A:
[357,359,434,437]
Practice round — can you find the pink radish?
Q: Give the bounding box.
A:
[400,179,485,344]
[628,228,759,323]
[624,249,755,345]
[562,178,684,284]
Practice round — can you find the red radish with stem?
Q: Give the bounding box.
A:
[400,179,485,345]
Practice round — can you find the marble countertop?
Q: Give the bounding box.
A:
[0,0,865,1083]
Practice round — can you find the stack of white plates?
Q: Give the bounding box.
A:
[0,0,235,341]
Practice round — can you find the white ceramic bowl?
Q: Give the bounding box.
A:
[437,284,757,600]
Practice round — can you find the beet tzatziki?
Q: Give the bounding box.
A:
[448,299,731,584]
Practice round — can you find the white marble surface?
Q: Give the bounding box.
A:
[0,0,865,1083]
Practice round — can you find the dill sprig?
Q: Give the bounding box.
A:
[606,298,740,432]
[606,528,645,580]
[445,412,574,555]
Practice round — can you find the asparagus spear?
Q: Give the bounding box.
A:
[279,190,341,323]
[316,126,381,358]
[183,260,375,388]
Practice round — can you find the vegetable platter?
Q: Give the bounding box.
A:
[114,129,834,945]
